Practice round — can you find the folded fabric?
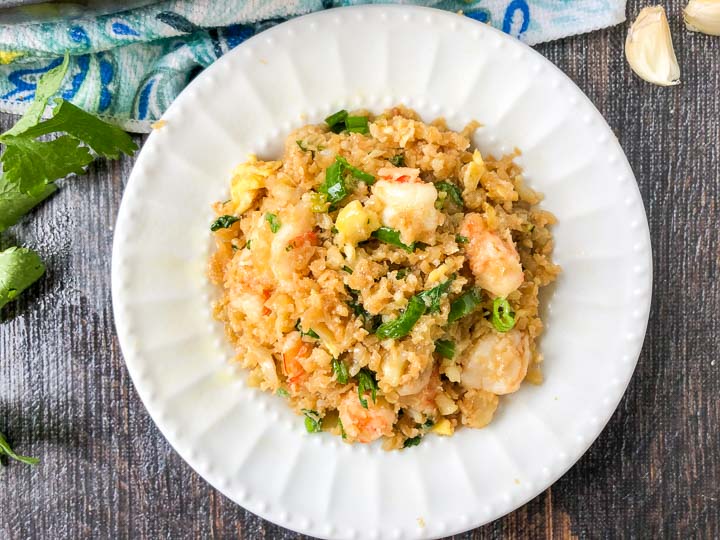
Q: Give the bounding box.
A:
[0,0,626,131]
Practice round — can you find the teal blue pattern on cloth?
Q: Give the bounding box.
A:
[0,0,626,132]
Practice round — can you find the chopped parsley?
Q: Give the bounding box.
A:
[264,212,281,233]
[210,215,239,231]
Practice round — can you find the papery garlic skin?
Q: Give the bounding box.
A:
[684,0,720,36]
[625,6,681,86]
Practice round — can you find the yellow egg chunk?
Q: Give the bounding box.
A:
[230,154,282,214]
[334,200,380,247]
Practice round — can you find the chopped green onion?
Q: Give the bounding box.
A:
[456,234,469,244]
[325,109,348,133]
[403,436,422,448]
[356,368,378,409]
[210,215,239,231]
[276,388,290,397]
[345,115,369,134]
[332,358,349,384]
[375,295,427,340]
[422,419,435,429]
[434,339,456,359]
[319,159,351,209]
[342,265,353,274]
[491,297,516,332]
[389,154,405,167]
[395,268,409,279]
[296,139,309,151]
[372,227,415,252]
[295,319,319,339]
[264,212,281,233]
[448,288,483,324]
[417,277,454,314]
[302,409,323,433]
[245,239,252,250]
[336,156,375,184]
[309,191,329,213]
[435,181,464,209]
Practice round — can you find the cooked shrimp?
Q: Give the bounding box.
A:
[338,391,396,443]
[270,201,316,281]
[460,329,530,394]
[370,178,443,245]
[377,166,421,183]
[282,333,312,386]
[460,213,524,298]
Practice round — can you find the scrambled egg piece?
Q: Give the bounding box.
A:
[231,155,282,214]
[334,200,380,247]
[461,149,486,194]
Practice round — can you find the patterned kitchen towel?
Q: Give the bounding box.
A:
[0,0,626,132]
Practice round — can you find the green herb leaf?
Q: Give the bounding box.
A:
[389,154,405,167]
[422,419,435,429]
[341,265,353,274]
[319,159,350,208]
[2,53,69,138]
[417,277,454,314]
[264,212,281,233]
[395,268,409,279]
[434,339,456,359]
[371,227,415,252]
[345,115,369,134]
[302,409,323,433]
[448,288,483,324]
[356,368,378,409]
[435,181,464,209]
[455,234,469,244]
[403,436,422,448]
[0,431,39,466]
[375,295,427,340]
[276,388,290,397]
[1,134,93,192]
[0,177,57,233]
[295,319,319,339]
[332,358,349,384]
[346,286,382,332]
[491,297,516,332]
[17,99,137,160]
[335,156,375,185]
[210,214,239,231]
[325,109,348,132]
[0,247,45,310]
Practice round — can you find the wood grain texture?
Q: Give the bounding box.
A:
[1,0,719,537]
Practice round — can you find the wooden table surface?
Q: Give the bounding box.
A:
[2,1,719,537]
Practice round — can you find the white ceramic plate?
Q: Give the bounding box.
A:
[111,6,652,539]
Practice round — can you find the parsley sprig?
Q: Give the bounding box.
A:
[0,53,136,315]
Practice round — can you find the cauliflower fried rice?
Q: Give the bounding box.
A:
[208,106,560,449]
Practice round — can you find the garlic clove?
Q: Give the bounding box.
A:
[684,0,720,36]
[625,6,681,86]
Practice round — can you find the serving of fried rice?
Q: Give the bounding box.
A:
[208,106,559,449]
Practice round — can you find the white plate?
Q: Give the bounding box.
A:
[111,6,652,539]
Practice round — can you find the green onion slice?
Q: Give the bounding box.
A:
[434,339,456,359]
[491,297,516,332]
[372,227,415,252]
[375,296,427,340]
[447,288,483,324]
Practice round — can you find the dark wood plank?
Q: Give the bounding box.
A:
[1,0,718,537]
